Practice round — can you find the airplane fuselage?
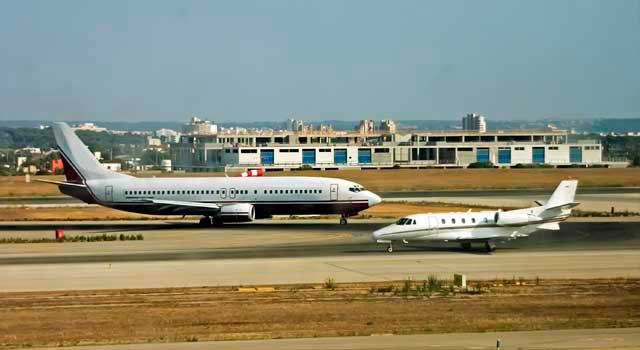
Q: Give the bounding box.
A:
[64,176,380,218]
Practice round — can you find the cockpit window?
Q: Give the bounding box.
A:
[396,218,410,225]
[348,185,366,193]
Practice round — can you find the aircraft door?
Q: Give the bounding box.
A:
[105,186,113,202]
[330,184,338,201]
[428,215,439,232]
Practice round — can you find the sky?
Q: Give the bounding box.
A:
[1,0,639,122]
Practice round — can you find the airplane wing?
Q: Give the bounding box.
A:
[144,199,221,215]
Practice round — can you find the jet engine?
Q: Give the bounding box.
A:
[218,203,256,222]
[494,211,532,226]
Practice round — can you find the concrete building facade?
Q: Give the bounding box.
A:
[171,128,604,171]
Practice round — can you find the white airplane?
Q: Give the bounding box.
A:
[372,180,579,253]
[39,122,381,225]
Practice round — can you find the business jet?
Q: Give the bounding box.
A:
[372,180,578,252]
[39,123,381,226]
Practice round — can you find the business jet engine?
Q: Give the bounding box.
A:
[218,203,256,222]
[494,211,533,226]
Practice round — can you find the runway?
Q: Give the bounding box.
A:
[0,218,638,292]
[29,328,640,350]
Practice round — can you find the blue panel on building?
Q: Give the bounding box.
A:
[570,146,582,163]
[498,148,511,164]
[476,148,490,162]
[358,149,372,164]
[260,149,274,165]
[302,149,316,164]
[532,147,545,164]
[334,149,347,164]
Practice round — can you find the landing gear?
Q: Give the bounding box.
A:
[387,243,393,253]
[199,216,212,227]
[212,217,224,227]
[484,241,496,253]
[339,214,348,225]
[461,242,472,251]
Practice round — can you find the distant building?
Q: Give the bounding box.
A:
[71,122,107,132]
[462,113,486,133]
[182,116,218,135]
[147,136,162,147]
[101,163,122,172]
[357,120,375,134]
[379,119,397,133]
[287,118,306,133]
[16,147,41,155]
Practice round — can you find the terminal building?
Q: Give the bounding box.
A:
[171,122,604,171]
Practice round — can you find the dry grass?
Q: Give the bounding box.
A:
[0,206,169,221]
[0,278,637,347]
[2,168,639,198]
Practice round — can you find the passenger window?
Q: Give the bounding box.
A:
[462,218,466,224]
[441,219,445,224]
[319,190,322,194]
[452,218,456,224]
[472,218,476,224]
[254,190,257,194]
[264,190,267,194]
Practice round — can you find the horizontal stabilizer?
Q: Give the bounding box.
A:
[33,179,87,188]
[537,222,560,230]
[544,202,580,212]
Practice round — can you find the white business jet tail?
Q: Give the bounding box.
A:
[52,122,131,183]
[535,180,579,231]
[543,180,579,212]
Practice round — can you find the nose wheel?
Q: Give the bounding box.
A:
[484,241,496,253]
[340,214,348,225]
[386,243,393,253]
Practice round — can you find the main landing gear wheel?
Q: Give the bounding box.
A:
[484,241,496,253]
[387,244,393,253]
[339,214,348,225]
[461,242,472,251]
[199,216,212,227]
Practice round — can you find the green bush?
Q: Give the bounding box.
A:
[324,277,337,290]
[467,161,495,168]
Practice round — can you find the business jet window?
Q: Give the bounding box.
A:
[396,218,410,225]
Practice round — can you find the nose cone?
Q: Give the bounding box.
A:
[372,227,384,241]
[367,192,382,207]
[371,224,391,242]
